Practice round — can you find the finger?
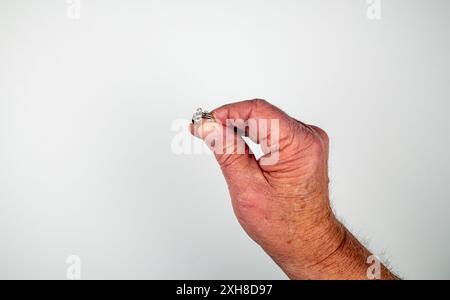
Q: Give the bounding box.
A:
[212,99,291,143]
[211,99,299,166]
[190,120,267,191]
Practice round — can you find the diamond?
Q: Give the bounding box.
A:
[192,108,204,124]
[192,108,214,124]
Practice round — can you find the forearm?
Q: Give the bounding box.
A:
[277,216,399,280]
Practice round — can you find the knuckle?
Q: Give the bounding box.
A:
[314,126,329,145]
[251,98,269,107]
[306,125,329,147]
[297,125,328,158]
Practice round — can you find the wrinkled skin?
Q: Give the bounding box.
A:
[191,99,397,280]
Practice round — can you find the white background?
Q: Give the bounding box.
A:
[0,0,449,279]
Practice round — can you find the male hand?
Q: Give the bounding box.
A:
[191,99,397,280]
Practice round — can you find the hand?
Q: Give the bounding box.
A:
[191,99,397,280]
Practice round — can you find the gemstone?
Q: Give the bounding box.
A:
[192,108,204,124]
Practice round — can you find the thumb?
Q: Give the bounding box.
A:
[190,118,266,193]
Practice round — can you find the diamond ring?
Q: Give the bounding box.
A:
[192,108,214,124]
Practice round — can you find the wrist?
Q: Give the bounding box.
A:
[278,211,350,279]
[279,215,396,280]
